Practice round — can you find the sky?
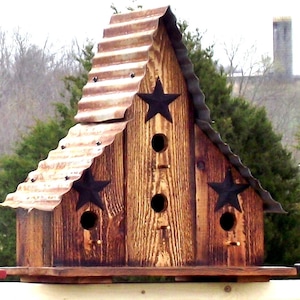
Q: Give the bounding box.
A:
[0,0,300,73]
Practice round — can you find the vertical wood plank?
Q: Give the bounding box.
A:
[53,191,81,266]
[243,188,264,265]
[206,132,227,266]
[194,126,209,264]
[91,133,125,266]
[17,208,52,267]
[227,168,248,267]
[195,128,230,266]
[126,25,195,267]
[16,209,26,266]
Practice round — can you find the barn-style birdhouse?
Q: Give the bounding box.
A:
[1,6,297,283]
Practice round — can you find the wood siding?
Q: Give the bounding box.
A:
[195,126,264,266]
[16,208,52,267]
[125,25,195,266]
[52,133,125,266]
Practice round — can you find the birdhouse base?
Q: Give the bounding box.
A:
[3,266,297,283]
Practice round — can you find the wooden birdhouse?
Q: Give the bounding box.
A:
[1,6,297,283]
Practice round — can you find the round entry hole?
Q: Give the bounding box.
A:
[151,194,168,213]
[151,134,168,152]
[220,212,236,231]
[80,211,98,230]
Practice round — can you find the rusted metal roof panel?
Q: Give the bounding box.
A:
[2,121,127,211]
[109,6,169,25]
[74,9,169,124]
[74,20,162,123]
[75,6,210,124]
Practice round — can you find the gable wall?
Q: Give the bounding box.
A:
[194,126,264,266]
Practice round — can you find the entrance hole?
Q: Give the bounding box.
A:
[151,194,168,213]
[220,212,236,231]
[80,211,98,230]
[151,134,168,152]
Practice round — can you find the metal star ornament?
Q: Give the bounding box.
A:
[137,77,180,123]
[73,168,110,211]
[208,168,250,212]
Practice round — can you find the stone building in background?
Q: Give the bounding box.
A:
[273,17,293,79]
[231,16,300,161]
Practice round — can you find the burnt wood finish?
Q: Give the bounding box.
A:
[14,21,264,273]
[4,266,297,283]
[194,126,264,266]
[52,133,125,267]
[16,208,52,267]
[125,25,195,267]
[9,9,293,283]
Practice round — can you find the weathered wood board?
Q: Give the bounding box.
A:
[125,25,195,267]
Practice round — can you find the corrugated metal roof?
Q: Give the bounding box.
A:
[2,122,127,211]
[1,6,284,213]
[75,6,210,124]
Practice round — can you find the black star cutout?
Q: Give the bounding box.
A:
[208,169,249,212]
[73,169,110,211]
[137,77,180,123]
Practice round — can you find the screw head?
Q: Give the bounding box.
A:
[196,160,205,170]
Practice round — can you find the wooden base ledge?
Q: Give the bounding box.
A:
[3,266,297,283]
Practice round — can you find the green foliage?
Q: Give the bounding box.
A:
[56,44,94,129]
[0,207,16,266]
[0,44,94,267]
[216,98,300,264]
[182,22,300,265]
